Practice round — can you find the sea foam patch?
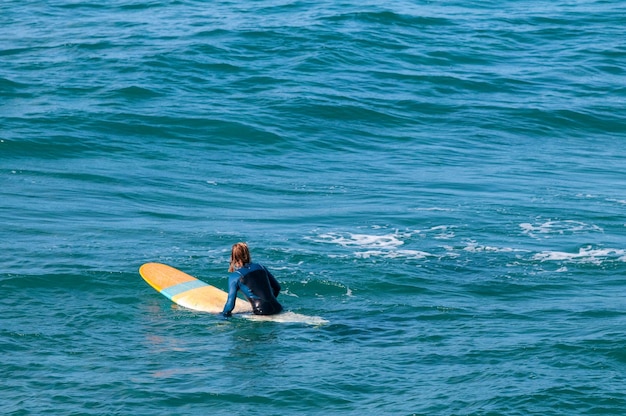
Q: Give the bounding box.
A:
[243,311,328,325]
[313,231,432,259]
[520,220,603,238]
[607,198,626,205]
[315,232,406,249]
[533,246,626,264]
[355,249,431,260]
[463,241,527,253]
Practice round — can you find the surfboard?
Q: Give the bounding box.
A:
[139,262,252,314]
[139,262,329,325]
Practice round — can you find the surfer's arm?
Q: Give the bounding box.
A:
[221,275,239,317]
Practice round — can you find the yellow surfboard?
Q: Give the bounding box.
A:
[139,262,252,314]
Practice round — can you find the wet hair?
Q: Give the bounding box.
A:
[229,242,251,272]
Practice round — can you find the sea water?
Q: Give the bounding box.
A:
[1,1,625,414]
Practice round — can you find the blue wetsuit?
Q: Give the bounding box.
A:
[222,263,282,317]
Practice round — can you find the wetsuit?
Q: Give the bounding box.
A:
[222,262,282,317]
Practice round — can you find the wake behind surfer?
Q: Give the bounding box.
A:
[222,242,283,317]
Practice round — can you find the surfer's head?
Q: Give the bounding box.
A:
[229,242,251,272]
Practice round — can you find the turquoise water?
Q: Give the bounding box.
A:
[2,1,626,414]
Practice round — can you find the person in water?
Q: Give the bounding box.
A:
[222,242,283,317]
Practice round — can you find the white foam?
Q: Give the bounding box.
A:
[354,249,431,259]
[243,311,329,325]
[533,246,626,264]
[316,232,405,249]
[429,225,455,240]
[313,231,434,260]
[442,245,461,258]
[607,198,626,205]
[430,225,449,230]
[520,220,603,238]
[463,241,527,253]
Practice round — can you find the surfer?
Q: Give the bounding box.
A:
[222,242,283,317]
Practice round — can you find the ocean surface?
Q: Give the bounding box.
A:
[2,1,625,414]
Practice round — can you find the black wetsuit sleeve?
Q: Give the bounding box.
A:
[266,267,281,298]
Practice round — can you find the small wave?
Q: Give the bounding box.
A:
[323,10,453,28]
[0,76,29,90]
[108,85,162,99]
[409,207,455,212]
[288,277,351,298]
